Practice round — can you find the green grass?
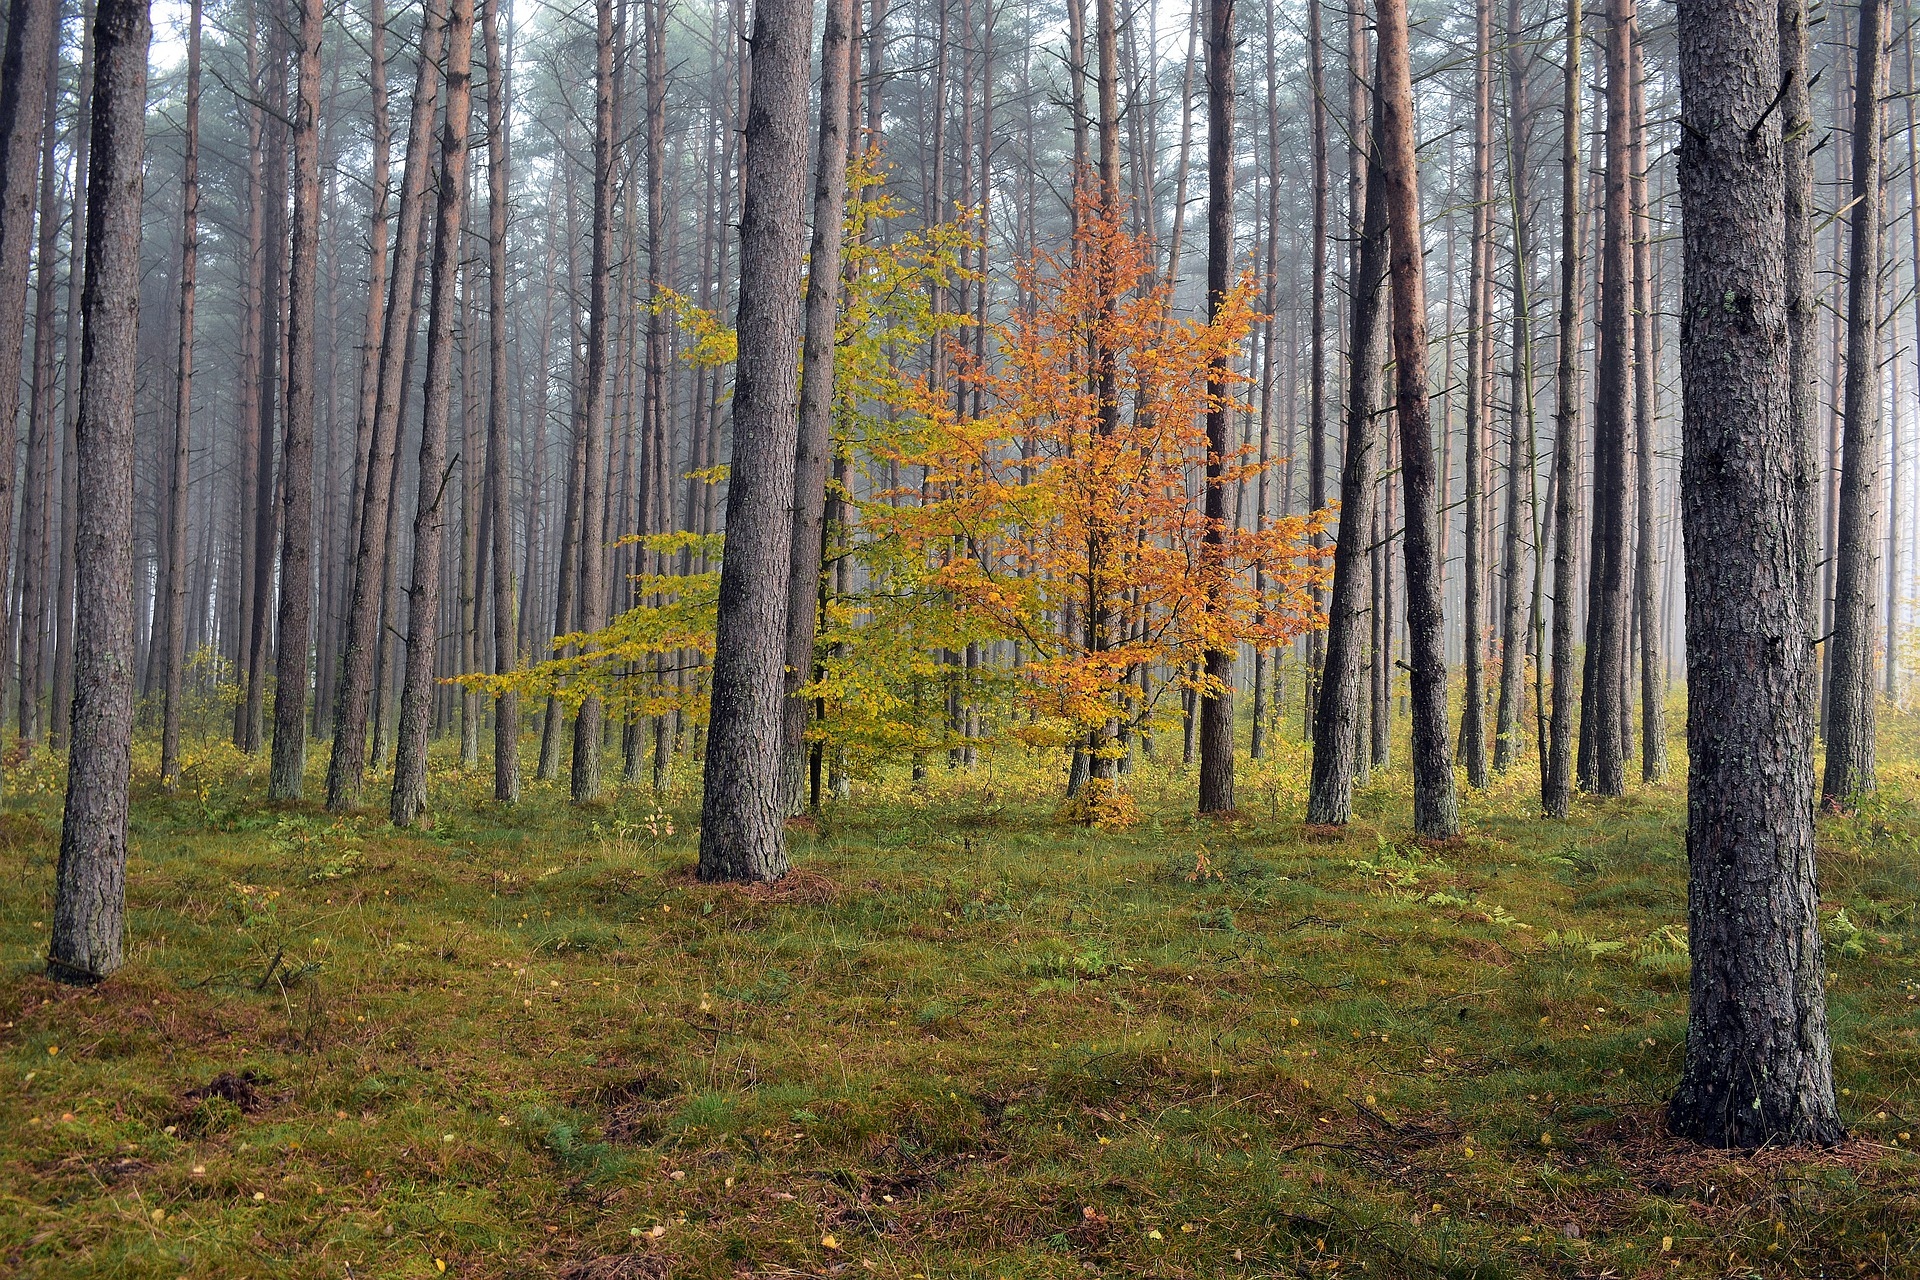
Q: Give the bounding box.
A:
[3,710,1920,1278]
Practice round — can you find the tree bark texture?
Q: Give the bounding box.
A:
[1197,0,1236,815]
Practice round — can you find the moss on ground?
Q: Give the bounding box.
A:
[3,711,1919,1278]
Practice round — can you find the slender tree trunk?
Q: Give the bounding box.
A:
[697,0,816,881]
[1545,0,1583,818]
[1197,0,1235,814]
[1824,0,1889,804]
[1581,0,1634,796]
[1306,70,1389,826]
[48,0,149,984]
[391,0,476,827]
[1627,14,1666,780]
[1460,0,1492,787]
[326,0,446,810]
[18,13,63,752]
[569,0,617,805]
[161,0,202,788]
[1667,0,1843,1148]
[1304,0,1329,729]
[781,0,852,812]
[1493,0,1533,773]
[243,32,288,756]
[483,0,519,802]
[1376,0,1458,838]
[269,0,325,799]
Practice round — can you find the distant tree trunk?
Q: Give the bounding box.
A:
[483,0,519,802]
[1627,14,1666,780]
[391,0,476,827]
[569,0,616,805]
[0,0,58,770]
[1304,0,1328,732]
[47,0,150,985]
[1306,67,1389,826]
[243,30,288,757]
[1493,0,1533,774]
[19,12,64,753]
[1196,0,1235,814]
[1460,0,1491,788]
[697,0,816,881]
[161,0,203,788]
[1376,0,1458,838]
[1544,0,1583,819]
[1580,0,1633,796]
[1824,0,1889,805]
[781,0,853,813]
[326,0,446,811]
[49,4,94,755]
[269,0,325,800]
[1667,0,1844,1148]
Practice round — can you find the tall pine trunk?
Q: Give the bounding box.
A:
[1196,0,1235,814]
[1667,0,1843,1148]
[698,0,817,880]
[1544,0,1583,818]
[483,0,519,802]
[161,0,202,788]
[48,0,149,984]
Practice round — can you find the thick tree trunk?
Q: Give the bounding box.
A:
[48,0,149,985]
[1197,0,1235,814]
[1306,73,1389,827]
[698,0,816,881]
[483,0,519,802]
[1667,0,1844,1147]
[1544,0,1583,819]
[391,0,476,827]
[781,0,852,813]
[161,0,202,788]
[1376,0,1458,838]
[569,0,617,805]
[269,0,325,800]
[326,0,446,811]
[1824,0,1889,805]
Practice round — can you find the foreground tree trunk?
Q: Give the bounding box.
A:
[1823,0,1888,805]
[1306,69,1389,826]
[1666,0,1843,1148]
[326,0,446,812]
[48,0,150,985]
[1544,0,1583,819]
[1375,0,1458,838]
[1196,0,1235,814]
[781,0,853,814]
[391,0,476,827]
[699,0,817,881]
[268,0,325,800]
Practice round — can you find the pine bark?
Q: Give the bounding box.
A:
[483,0,519,802]
[269,0,325,799]
[1197,0,1235,814]
[1824,0,1889,804]
[1545,0,1584,819]
[392,0,476,827]
[19,14,63,751]
[1376,0,1459,838]
[1627,15,1666,779]
[781,0,853,812]
[1667,0,1843,1147]
[569,0,617,805]
[326,0,447,811]
[1493,0,1533,773]
[161,0,202,788]
[48,0,149,985]
[1460,0,1492,788]
[698,0,816,881]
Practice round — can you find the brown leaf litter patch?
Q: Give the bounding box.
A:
[665,865,843,907]
[557,1252,671,1280]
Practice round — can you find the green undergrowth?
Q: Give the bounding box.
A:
[3,708,1920,1278]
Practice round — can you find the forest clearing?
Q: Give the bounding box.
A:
[4,723,1920,1279]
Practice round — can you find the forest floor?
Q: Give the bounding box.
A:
[3,712,1920,1279]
